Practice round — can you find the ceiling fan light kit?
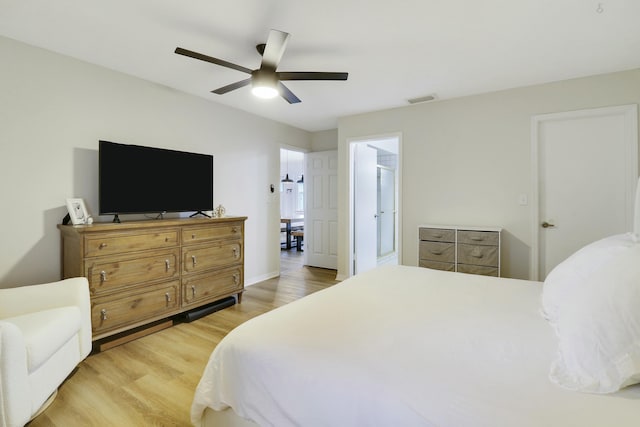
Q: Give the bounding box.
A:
[175,29,348,104]
[251,70,279,99]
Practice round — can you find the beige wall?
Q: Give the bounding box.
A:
[0,36,311,288]
[338,69,640,280]
[311,129,338,151]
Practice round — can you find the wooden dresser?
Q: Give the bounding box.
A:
[418,225,502,276]
[58,216,246,343]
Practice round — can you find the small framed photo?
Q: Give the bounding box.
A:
[66,198,89,225]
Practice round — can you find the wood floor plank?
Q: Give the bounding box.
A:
[28,256,338,427]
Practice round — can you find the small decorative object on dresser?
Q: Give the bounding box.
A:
[58,216,246,350]
[418,224,502,276]
[65,198,90,225]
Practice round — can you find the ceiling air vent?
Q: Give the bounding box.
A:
[408,94,438,104]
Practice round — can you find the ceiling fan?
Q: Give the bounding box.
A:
[175,29,348,104]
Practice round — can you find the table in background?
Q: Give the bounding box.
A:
[281,217,304,249]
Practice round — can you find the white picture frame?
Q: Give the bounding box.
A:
[66,198,89,225]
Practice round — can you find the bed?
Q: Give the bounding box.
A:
[191,259,640,426]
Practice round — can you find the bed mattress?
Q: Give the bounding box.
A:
[191,265,640,426]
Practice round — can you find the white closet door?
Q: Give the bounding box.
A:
[533,104,638,280]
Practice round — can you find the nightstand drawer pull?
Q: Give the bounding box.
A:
[191,285,196,297]
[165,259,170,271]
[233,273,240,285]
[192,255,197,266]
[232,248,238,257]
[430,249,443,255]
[99,243,108,249]
[100,271,108,282]
[165,293,171,303]
[100,309,107,320]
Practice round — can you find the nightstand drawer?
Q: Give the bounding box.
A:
[419,227,455,243]
[457,244,498,267]
[418,259,455,271]
[457,264,499,277]
[457,230,499,246]
[419,241,455,263]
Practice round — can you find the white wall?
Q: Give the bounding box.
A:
[338,69,640,280]
[0,36,311,288]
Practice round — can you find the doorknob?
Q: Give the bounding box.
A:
[541,221,556,228]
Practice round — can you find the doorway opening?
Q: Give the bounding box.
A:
[280,148,305,259]
[349,134,401,276]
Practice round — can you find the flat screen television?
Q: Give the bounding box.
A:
[99,140,213,219]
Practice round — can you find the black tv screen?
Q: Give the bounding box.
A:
[99,140,213,216]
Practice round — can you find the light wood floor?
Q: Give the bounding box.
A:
[29,251,338,427]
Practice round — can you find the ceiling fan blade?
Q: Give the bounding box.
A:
[278,72,349,81]
[260,30,290,71]
[175,47,253,74]
[278,82,301,104]
[212,78,252,94]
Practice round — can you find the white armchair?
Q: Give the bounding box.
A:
[0,277,91,427]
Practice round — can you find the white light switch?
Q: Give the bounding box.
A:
[518,194,528,206]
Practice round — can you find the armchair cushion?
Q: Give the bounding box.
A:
[4,307,82,373]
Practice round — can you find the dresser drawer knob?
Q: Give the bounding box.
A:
[191,255,197,266]
[99,243,108,249]
[100,309,107,320]
[100,271,108,282]
[231,227,238,233]
[192,234,196,239]
[232,248,238,257]
[165,293,172,303]
[165,259,170,271]
[191,285,196,297]
[233,273,240,285]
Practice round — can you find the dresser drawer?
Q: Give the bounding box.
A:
[457,264,499,277]
[85,249,180,295]
[457,230,499,246]
[419,227,455,243]
[182,222,243,245]
[182,266,243,306]
[418,259,455,272]
[457,244,498,267]
[84,230,179,257]
[419,241,455,263]
[182,241,243,274]
[91,281,180,335]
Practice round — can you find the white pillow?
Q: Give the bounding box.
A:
[543,234,640,393]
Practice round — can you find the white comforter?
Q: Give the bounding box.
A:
[191,265,640,426]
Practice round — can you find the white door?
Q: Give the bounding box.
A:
[354,144,378,274]
[305,150,338,269]
[533,105,638,280]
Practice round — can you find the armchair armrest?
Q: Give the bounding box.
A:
[0,321,30,427]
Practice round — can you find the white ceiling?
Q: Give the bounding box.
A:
[1,1,639,132]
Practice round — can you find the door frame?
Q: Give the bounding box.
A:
[347,132,403,277]
[530,104,638,281]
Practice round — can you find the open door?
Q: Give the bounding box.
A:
[354,144,378,274]
[305,150,338,269]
